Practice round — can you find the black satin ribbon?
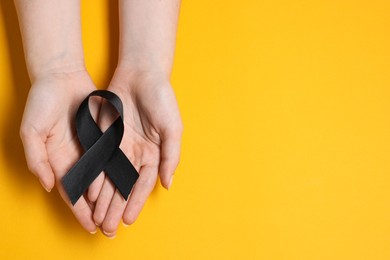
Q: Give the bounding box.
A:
[62,90,139,205]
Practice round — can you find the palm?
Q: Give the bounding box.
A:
[21,71,98,232]
[92,73,183,237]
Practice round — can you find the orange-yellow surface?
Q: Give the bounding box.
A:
[1,1,390,259]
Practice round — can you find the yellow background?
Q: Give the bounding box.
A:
[1,0,390,259]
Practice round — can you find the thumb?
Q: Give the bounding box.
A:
[158,125,183,189]
[20,127,55,192]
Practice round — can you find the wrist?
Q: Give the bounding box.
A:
[116,58,172,80]
[28,61,87,84]
[29,66,90,87]
[111,64,171,89]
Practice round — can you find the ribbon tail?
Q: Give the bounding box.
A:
[105,148,139,199]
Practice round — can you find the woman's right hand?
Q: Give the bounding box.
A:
[20,70,99,233]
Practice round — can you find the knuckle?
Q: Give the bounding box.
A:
[137,178,152,189]
[137,174,157,188]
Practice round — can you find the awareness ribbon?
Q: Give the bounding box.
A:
[62,90,139,205]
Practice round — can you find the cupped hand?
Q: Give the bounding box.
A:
[91,69,183,237]
[20,70,99,233]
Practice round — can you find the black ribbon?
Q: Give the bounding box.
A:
[62,90,139,205]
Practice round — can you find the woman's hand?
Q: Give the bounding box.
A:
[92,69,183,238]
[20,70,99,233]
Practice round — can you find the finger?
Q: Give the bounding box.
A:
[158,127,183,189]
[101,190,127,238]
[91,96,121,228]
[123,165,158,226]
[70,197,97,233]
[20,128,55,192]
[93,177,115,226]
[57,186,97,234]
[87,172,105,202]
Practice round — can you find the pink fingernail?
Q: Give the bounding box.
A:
[103,230,116,239]
[39,180,51,192]
[168,176,174,190]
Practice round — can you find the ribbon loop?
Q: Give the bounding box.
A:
[62,90,139,205]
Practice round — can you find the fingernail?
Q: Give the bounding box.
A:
[168,176,174,190]
[39,179,51,192]
[103,230,116,239]
[90,230,97,235]
[122,222,129,227]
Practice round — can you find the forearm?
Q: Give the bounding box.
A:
[117,0,181,79]
[14,0,85,81]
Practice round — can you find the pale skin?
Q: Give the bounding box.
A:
[15,0,182,237]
